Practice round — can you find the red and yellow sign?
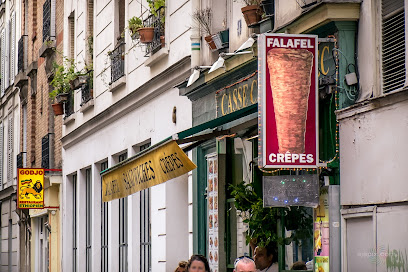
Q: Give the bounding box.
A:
[17,168,44,209]
[258,33,319,168]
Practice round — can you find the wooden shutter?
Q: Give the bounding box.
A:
[10,13,16,85]
[1,29,5,95]
[0,123,3,190]
[7,115,13,185]
[4,23,9,91]
[382,0,406,92]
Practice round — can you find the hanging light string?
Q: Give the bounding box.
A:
[319,35,339,165]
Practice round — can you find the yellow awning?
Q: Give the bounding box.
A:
[102,140,196,202]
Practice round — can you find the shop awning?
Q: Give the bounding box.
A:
[102,140,196,202]
[101,103,257,202]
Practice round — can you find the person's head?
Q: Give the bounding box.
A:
[175,261,188,272]
[233,256,256,272]
[187,255,210,272]
[291,261,307,270]
[254,243,277,270]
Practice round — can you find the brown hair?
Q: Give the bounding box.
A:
[175,261,188,272]
[187,255,210,272]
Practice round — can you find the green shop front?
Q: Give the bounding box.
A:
[178,2,359,270]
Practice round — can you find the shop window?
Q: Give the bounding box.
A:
[101,161,109,272]
[382,0,406,92]
[86,168,92,272]
[139,142,151,272]
[73,174,78,272]
[118,152,128,271]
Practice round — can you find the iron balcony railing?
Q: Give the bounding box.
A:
[64,91,75,117]
[81,76,93,106]
[41,134,50,169]
[144,6,165,56]
[18,35,28,73]
[110,41,125,84]
[43,0,52,42]
[17,152,26,169]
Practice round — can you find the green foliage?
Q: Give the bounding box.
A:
[128,16,143,36]
[230,181,313,248]
[147,0,165,17]
[49,58,79,100]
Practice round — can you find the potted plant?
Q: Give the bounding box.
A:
[49,58,80,115]
[147,0,166,46]
[238,0,263,27]
[128,16,143,39]
[230,181,313,248]
[192,7,216,51]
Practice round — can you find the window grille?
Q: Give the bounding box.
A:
[41,134,50,169]
[101,161,109,272]
[86,168,92,272]
[140,142,151,272]
[144,6,165,56]
[110,41,125,84]
[382,0,406,92]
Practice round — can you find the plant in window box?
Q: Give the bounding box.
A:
[128,16,143,40]
[235,0,263,27]
[192,7,216,51]
[230,181,313,250]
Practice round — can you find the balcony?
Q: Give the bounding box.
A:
[15,35,29,88]
[39,0,56,58]
[41,134,50,169]
[109,41,126,90]
[17,152,27,169]
[64,91,75,118]
[143,6,165,57]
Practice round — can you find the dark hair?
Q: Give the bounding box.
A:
[187,255,210,272]
[291,261,307,270]
[266,242,278,263]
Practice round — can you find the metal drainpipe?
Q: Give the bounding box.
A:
[191,0,201,68]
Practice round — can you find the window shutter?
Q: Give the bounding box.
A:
[382,0,406,92]
[1,29,5,95]
[7,115,13,185]
[4,22,9,90]
[10,13,16,85]
[0,123,3,190]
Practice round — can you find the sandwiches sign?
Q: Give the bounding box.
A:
[258,33,318,168]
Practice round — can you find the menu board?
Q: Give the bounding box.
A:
[207,154,219,272]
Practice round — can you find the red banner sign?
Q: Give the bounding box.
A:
[258,33,318,168]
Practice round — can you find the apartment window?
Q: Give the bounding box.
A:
[382,0,406,92]
[87,0,94,64]
[101,161,109,272]
[118,152,128,272]
[139,142,151,272]
[73,174,78,272]
[86,168,92,272]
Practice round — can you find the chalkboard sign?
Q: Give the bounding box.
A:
[263,175,319,207]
